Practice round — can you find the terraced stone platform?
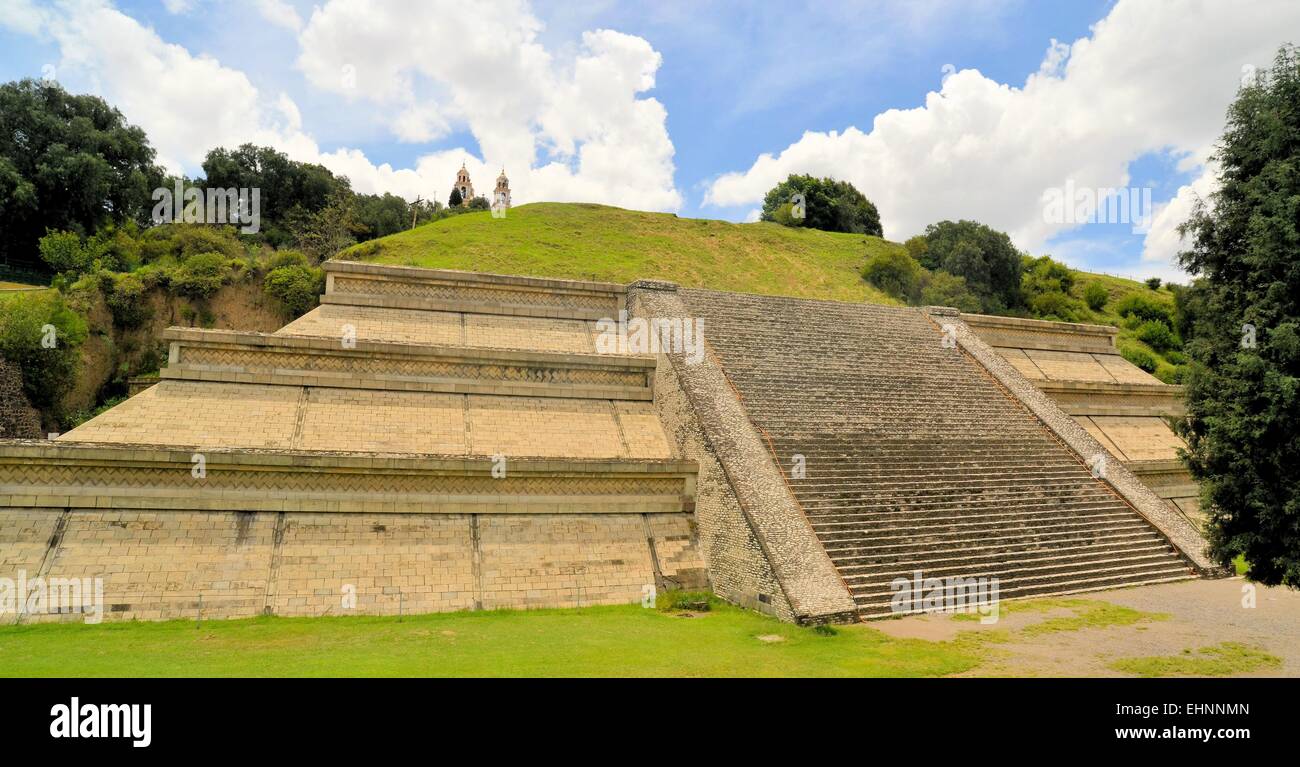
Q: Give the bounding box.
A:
[0,262,705,623]
[1,261,1216,626]
[674,289,1200,619]
[963,313,1202,526]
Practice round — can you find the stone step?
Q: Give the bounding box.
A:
[794,482,1111,504]
[854,571,1195,618]
[830,531,1168,571]
[792,457,1085,474]
[680,287,1194,624]
[813,509,1137,540]
[821,523,1162,559]
[818,516,1152,550]
[789,468,1097,490]
[847,554,1187,597]
[808,500,1131,527]
[324,260,624,321]
[836,539,1177,577]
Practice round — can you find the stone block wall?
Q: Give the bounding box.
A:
[0,358,41,440]
[2,507,704,624]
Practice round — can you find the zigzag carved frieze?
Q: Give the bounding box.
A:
[332,276,618,311]
[0,462,685,497]
[177,346,644,387]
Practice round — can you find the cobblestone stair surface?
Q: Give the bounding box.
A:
[681,289,1195,619]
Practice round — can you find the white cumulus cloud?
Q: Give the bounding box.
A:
[2,0,680,211]
[295,0,681,210]
[704,0,1299,277]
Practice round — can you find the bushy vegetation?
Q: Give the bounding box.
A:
[1084,281,1109,311]
[0,290,87,415]
[1022,255,1085,321]
[862,249,924,301]
[919,270,981,312]
[102,272,150,329]
[172,252,231,299]
[263,251,326,317]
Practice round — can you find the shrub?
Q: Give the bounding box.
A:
[0,290,88,410]
[1028,290,1083,322]
[133,263,175,291]
[172,252,229,298]
[140,223,244,263]
[1114,293,1174,325]
[1120,343,1158,373]
[1145,277,1162,290]
[1154,362,1183,384]
[38,230,92,276]
[1023,255,1075,294]
[104,273,151,329]
[862,249,924,302]
[919,270,981,312]
[267,249,310,270]
[1135,319,1178,352]
[263,264,325,317]
[1084,282,1108,311]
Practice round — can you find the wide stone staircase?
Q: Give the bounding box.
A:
[680,289,1196,618]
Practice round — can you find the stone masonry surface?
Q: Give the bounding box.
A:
[1,263,703,623]
[680,290,1198,618]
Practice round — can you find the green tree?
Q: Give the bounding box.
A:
[287,189,365,262]
[0,79,164,272]
[38,231,93,276]
[1176,44,1300,586]
[201,144,351,246]
[355,193,431,241]
[448,187,463,208]
[760,174,883,236]
[914,220,1024,313]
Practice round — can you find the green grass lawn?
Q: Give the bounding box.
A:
[0,599,982,678]
[344,202,903,304]
[1109,642,1282,678]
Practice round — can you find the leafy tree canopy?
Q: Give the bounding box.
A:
[760,174,883,236]
[1176,44,1300,586]
[0,79,164,271]
[914,219,1024,313]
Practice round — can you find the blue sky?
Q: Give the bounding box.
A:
[1,0,1293,280]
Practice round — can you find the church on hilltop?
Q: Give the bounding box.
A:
[451,163,510,210]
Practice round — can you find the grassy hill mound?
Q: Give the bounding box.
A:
[344,203,903,304]
[344,202,1184,381]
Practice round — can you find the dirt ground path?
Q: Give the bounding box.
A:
[872,578,1300,677]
